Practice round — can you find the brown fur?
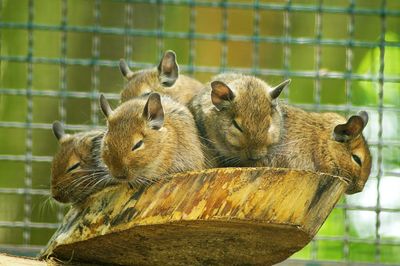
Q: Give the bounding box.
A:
[51,128,111,204]
[259,105,372,194]
[120,51,204,105]
[101,94,205,185]
[189,73,287,168]
[121,69,204,104]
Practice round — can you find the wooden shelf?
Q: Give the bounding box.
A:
[40,167,348,265]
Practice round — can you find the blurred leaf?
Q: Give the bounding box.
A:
[353,32,400,107]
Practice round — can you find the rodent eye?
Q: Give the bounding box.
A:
[232,119,243,132]
[352,154,362,166]
[132,140,143,151]
[67,162,80,173]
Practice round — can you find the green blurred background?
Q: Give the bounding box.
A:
[0,0,399,264]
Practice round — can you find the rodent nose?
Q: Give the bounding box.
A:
[248,151,263,161]
[346,179,364,194]
[109,167,127,181]
[52,192,67,203]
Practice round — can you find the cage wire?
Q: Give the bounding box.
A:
[0,0,399,264]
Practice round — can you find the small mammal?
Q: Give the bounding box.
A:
[189,73,290,167]
[50,122,112,204]
[99,92,205,185]
[119,50,204,105]
[261,107,372,194]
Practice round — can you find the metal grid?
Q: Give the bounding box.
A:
[0,0,399,264]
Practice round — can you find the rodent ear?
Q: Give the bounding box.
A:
[143,93,164,130]
[210,81,235,111]
[270,79,291,100]
[157,50,179,87]
[52,121,65,141]
[119,59,134,80]
[99,94,113,119]
[333,115,366,142]
[358,110,369,128]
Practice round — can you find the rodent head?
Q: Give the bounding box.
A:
[329,111,372,194]
[100,93,168,185]
[50,122,107,204]
[119,50,179,101]
[206,76,290,166]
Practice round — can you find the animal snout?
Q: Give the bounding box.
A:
[248,155,262,161]
[109,168,128,181]
[346,179,365,194]
[51,190,68,203]
[248,150,266,161]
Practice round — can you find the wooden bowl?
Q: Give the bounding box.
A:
[40,167,348,265]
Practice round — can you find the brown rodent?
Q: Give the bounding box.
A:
[189,73,290,167]
[99,92,205,185]
[259,106,372,194]
[50,122,112,204]
[119,50,204,105]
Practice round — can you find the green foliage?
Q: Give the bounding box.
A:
[353,32,400,107]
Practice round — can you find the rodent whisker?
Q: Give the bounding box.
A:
[52,171,104,189]
[38,196,58,217]
[202,157,214,168]
[335,167,353,180]
[79,172,107,190]
[88,176,110,192]
[137,176,156,186]
[137,178,149,186]
[210,149,235,159]
[66,172,107,193]
[129,178,143,188]
[219,155,242,167]
[74,176,108,198]
[67,172,102,187]
[132,171,163,186]
[54,178,82,189]
[104,177,114,188]
[127,181,135,189]
[212,153,241,165]
[201,144,227,153]
[198,135,218,145]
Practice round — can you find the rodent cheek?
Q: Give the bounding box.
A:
[225,130,241,149]
[252,147,268,158]
[332,143,361,180]
[101,141,109,157]
[101,146,108,160]
[361,151,372,178]
[267,121,280,144]
[123,155,133,167]
[101,148,114,171]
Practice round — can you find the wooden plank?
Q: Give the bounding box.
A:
[40,167,348,265]
[0,253,46,266]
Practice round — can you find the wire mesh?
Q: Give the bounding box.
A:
[0,0,399,264]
